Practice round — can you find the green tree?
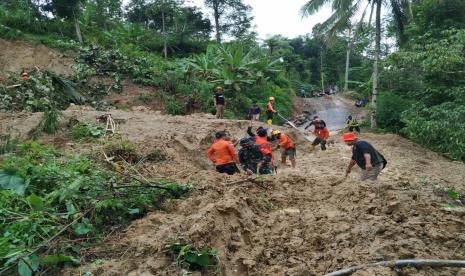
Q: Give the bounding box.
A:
[87,0,123,29]
[301,0,411,128]
[203,0,253,42]
[41,0,84,43]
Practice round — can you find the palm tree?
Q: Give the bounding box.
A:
[301,0,410,128]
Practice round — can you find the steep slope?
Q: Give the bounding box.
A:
[2,108,465,275]
[0,38,74,81]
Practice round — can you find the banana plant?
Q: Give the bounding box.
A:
[187,45,221,80]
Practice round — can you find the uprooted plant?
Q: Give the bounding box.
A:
[168,241,221,273]
[0,141,191,275]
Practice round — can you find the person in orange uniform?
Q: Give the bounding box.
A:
[311,126,330,151]
[207,131,240,175]
[266,97,277,125]
[21,72,29,81]
[247,126,275,173]
[271,130,296,169]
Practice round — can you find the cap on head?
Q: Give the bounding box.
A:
[269,97,275,101]
[215,86,223,92]
[257,128,267,137]
[341,132,358,142]
[215,131,227,139]
[272,129,281,136]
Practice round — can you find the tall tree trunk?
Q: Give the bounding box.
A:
[371,0,382,128]
[73,11,83,44]
[162,10,167,59]
[214,3,221,43]
[368,1,375,28]
[320,48,325,93]
[344,29,351,92]
[344,2,370,92]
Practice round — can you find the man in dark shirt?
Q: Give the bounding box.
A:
[213,86,225,119]
[305,115,327,131]
[249,101,261,121]
[341,132,387,181]
[238,138,273,175]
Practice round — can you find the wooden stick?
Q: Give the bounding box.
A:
[325,259,465,276]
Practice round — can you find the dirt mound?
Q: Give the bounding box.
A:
[2,110,465,275]
[0,38,74,81]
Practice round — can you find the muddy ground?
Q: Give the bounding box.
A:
[1,107,465,276]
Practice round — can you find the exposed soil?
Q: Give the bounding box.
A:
[0,38,74,81]
[0,39,164,111]
[2,107,465,276]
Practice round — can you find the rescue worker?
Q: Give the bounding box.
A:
[246,126,276,173]
[305,115,327,131]
[207,131,240,175]
[271,130,296,169]
[248,101,261,121]
[212,86,225,119]
[347,115,360,133]
[311,125,330,151]
[238,138,273,175]
[341,132,387,181]
[266,97,277,125]
[21,72,29,81]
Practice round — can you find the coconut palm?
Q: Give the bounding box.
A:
[301,0,411,128]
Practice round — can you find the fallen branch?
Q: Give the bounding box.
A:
[0,208,92,275]
[112,183,173,190]
[325,259,465,276]
[102,151,178,191]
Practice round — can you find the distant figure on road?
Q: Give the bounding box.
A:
[248,101,261,121]
[213,86,225,119]
[341,132,387,181]
[311,125,330,151]
[305,115,327,131]
[346,115,361,133]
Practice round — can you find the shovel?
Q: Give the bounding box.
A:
[277,113,314,142]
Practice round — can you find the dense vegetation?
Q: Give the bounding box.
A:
[0,139,190,275]
[0,0,462,151]
[0,0,464,273]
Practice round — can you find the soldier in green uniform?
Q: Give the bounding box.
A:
[238,138,273,175]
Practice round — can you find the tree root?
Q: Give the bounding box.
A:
[325,259,465,276]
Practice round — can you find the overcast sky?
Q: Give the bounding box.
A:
[123,0,333,40]
[187,0,333,40]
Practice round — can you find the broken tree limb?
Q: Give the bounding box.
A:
[325,259,465,276]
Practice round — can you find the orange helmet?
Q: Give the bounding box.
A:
[341,132,358,141]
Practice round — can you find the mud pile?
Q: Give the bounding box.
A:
[2,109,465,275]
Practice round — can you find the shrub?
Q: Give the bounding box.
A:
[70,122,104,141]
[376,92,413,132]
[401,101,465,161]
[36,108,62,134]
[165,96,185,115]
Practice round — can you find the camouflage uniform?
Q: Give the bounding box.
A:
[239,144,273,174]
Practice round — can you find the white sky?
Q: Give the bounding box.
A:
[188,0,333,39]
[123,0,333,40]
[188,0,333,40]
